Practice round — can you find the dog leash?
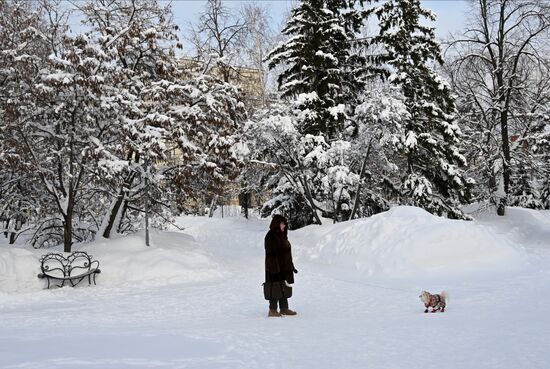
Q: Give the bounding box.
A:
[331,277,419,293]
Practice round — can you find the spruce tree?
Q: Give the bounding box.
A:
[267,0,368,139]
[369,0,471,219]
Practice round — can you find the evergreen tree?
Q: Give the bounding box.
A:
[509,161,542,209]
[368,0,471,219]
[267,0,368,139]
[528,112,550,209]
[255,0,372,225]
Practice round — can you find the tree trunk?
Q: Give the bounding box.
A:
[498,108,510,216]
[299,176,322,225]
[496,2,509,216]
[208,195,218,218]
[102,189,126,238]
[4,219,9,238]
[198,194,205,216]
[117,200,129,234]
[349,140,373,221]
[102,163,138,237]
[8,217,22,244]
[242,192,249,219]
[63,206,73,253]
[144,157,150,246]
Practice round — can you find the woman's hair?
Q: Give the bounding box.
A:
[269,214,288,237]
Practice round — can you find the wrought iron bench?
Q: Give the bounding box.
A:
[37,251,101,289]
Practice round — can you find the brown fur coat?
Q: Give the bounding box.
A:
[265,215,295,284]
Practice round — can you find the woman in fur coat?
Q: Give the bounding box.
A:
[265,214,298,317]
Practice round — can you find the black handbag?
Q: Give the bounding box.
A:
[263,281,292,300]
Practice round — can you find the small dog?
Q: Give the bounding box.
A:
[419,291,448,313]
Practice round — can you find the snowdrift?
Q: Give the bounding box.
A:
[0,247,39,293]
[475,206,550,253]
[1,206,543,293]
[0,229,225,293]
[86,230,226,287]
[292,206,527,278]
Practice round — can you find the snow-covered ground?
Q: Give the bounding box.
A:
[1,206,549,369]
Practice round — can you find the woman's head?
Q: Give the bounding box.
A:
[269,214,288,235]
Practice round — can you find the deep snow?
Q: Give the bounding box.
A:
[1,206,549,369]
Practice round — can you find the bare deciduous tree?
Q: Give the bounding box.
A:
[186,0,246,83]
[446,0,550,215]
[236,3,277,106]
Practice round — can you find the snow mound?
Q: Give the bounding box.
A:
[85,230,226,287]
[475,207,550,254]
[0,229,225,293]
[0,248,42,292]
[293,206,526,278]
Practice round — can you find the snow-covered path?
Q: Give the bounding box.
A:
[1,213,550,369]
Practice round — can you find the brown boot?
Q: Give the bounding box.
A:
[268,309,282,317]
[280,309,297,316]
